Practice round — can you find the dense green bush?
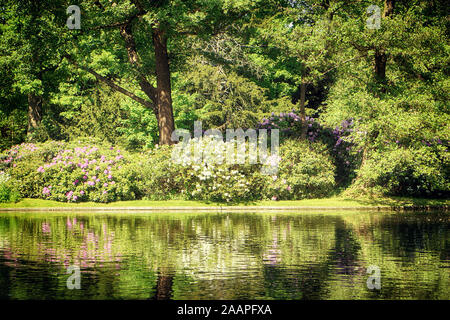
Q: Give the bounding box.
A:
[0,171,20,203]
[265,139,337,200]
[352,146,449,197]
[0,108,27,151]
[131,145,184,200]
[55,84,159,152]
[258,113,360,186]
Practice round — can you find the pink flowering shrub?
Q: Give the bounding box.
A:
[38,144,142,203]
[1,139,141,203]
[0,141,65,197]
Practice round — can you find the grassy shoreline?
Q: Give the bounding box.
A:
[0,197,448,209]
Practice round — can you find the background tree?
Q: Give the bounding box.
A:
[0,0,67,139]
[65,0,264,144]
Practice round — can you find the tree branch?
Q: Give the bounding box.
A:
[88,21,130,31]
[117,17,159,105]
[65,55,156,113]
[320,54,367,77]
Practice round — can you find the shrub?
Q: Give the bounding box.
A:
[1,137,339,203]
[1,139,143,203]
[37,142,140,203]
[131,145,184,200]
[352,146,449,197]
[172,137,268,202]
[265,139,337,200]
[0,171,20,203]
[258,112,360,186]
[0,141,64,197]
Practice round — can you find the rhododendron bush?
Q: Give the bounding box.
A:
[258,112,359,186]
[1,137,338,203]
[1,140,141,203]
[172,137,269,202]
[36,145,137,203]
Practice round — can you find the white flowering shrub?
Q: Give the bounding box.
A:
[172,137,267,202]
[0,171,10,184]
[0,171,20,203]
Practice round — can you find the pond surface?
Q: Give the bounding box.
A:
[0,211,448,300]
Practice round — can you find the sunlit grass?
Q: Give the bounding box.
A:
[0,196,448,208]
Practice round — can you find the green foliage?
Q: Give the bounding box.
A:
[174,59,270,130]
[166,137,268,202]
[266,139,336,200]
[56,85,158,151]
[0,171,20,203]
[352,146,449,197]
[181,160,266,203]
[35,141,141,203]
[0,108,27,150]
[131,145,184,200]
[0,141,64,197]
[0,0,448,200]
[1,139,144,203]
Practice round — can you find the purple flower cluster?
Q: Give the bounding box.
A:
[1,142,142,203]
[1,143,40,167]
[29,143,126,202]
[258,111,327,143]
[42,186,51,195]
[420,138,446,147]
[331,119,354,150]
[258,111,351,144]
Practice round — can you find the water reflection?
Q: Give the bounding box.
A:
[0,211,448,300]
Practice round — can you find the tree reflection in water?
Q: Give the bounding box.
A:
[0,211,448,299]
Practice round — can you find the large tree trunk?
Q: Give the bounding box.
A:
[119,21,174,145]
[374,0,395,90]
[374,48,387,81]
[27,93,42,134]
[153,28,175,145]
[383,0,395,17]
[72,5,175,145]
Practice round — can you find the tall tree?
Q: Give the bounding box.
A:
[374,0,394,91]
[321,0,449,191]
[0,0,67,137]
[236,0,357,139]
[66,0,258,144]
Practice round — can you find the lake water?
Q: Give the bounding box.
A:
[0,211,448,300]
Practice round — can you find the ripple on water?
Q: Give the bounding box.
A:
[0,211,448,299]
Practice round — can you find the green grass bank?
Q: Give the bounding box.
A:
[0,196,448,211]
